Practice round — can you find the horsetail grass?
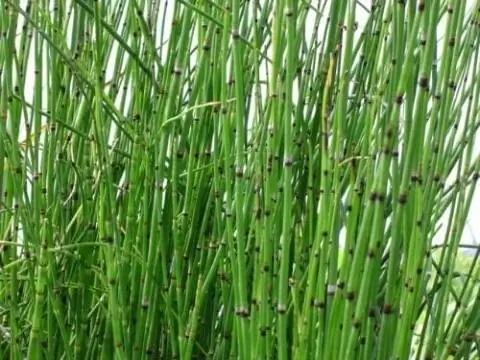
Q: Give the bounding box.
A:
[1,0,480,359]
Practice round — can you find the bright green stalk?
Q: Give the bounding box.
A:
[277,1,296,359]
[230,4,250,357]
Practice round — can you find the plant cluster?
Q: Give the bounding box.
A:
[0,1,479,359]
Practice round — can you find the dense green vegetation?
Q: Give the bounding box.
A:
[1,1,479,359]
